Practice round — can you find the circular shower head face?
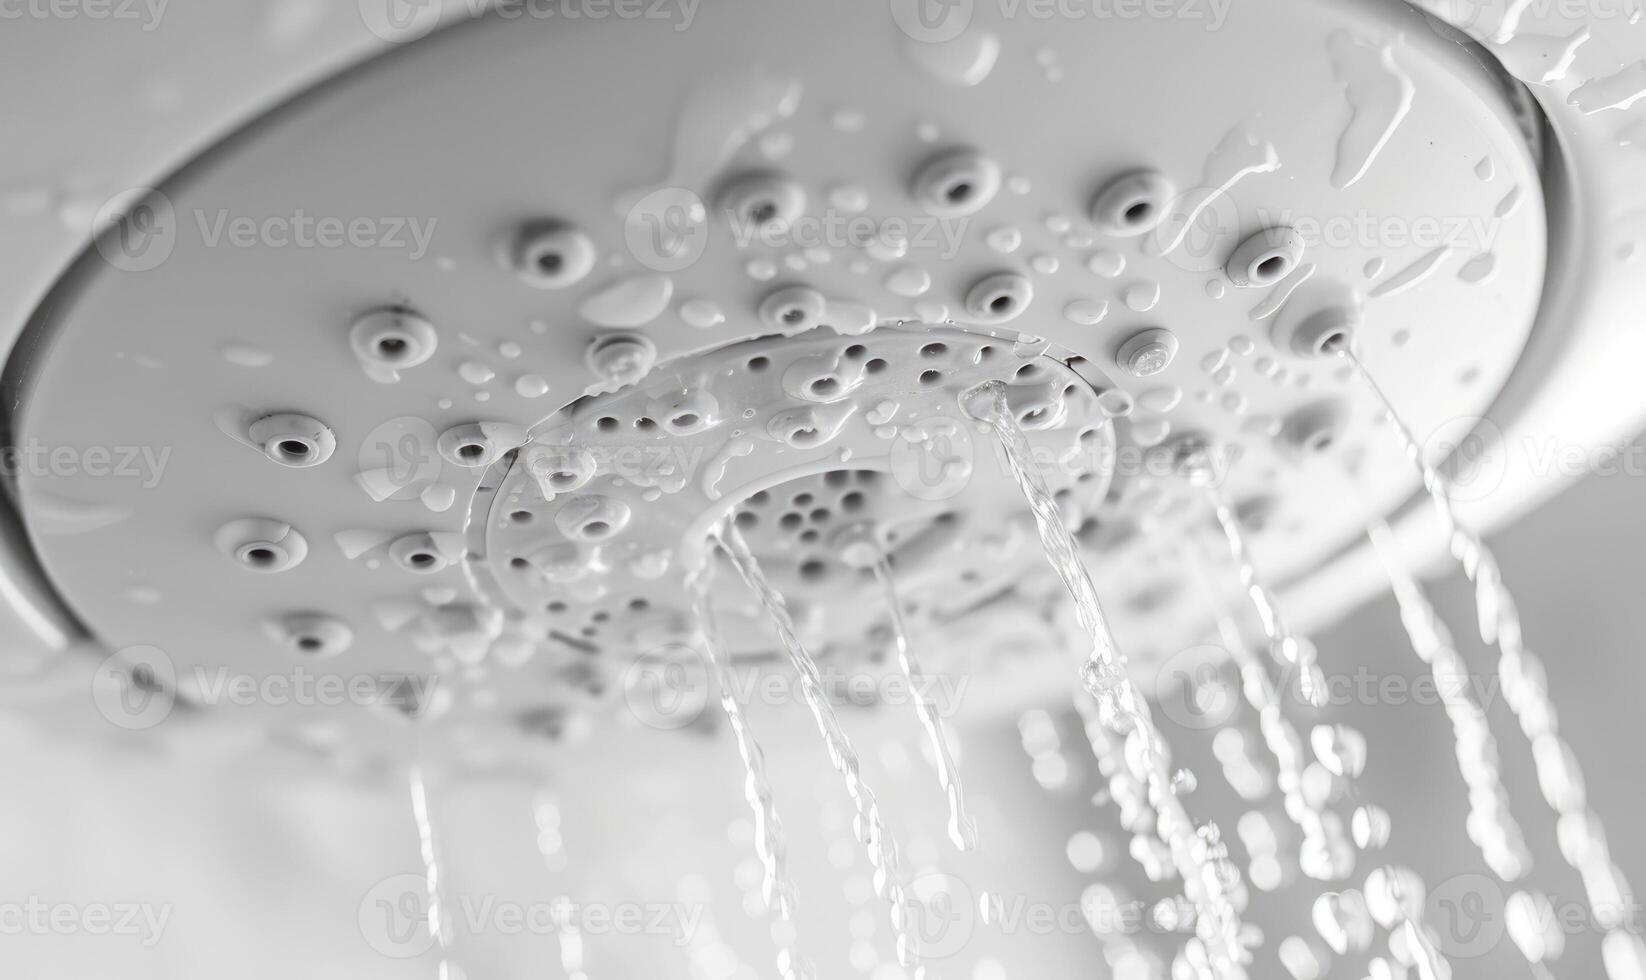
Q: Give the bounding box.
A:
[5,0,1547,744]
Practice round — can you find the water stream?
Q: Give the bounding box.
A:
[868,546,979,853]
[686,557,812,980]
[408,765,456,980]
[966,379,1252,978]
[1183,542,1337,881]
[1339,345,1643,971]
[710,520,919,971]
[1367,520,1532,882]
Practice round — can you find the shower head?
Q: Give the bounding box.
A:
[1,0,1643,765]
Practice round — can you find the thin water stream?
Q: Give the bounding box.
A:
[1339,345,1644,973]
[867,546,979,853]
[1183,543,1337,880]
[687,558,812,980]
[530,795,588,980]
[966,379,1252,978]
[710,520,919,971]
[408,765,456,980]
[1193,475,1326,708]
[1367,521,1532,882]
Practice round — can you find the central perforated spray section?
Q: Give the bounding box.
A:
[465,325,1115,670]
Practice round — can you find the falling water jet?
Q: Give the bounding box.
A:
[962,379,1253,978]
[686,557,813,980]
[1182,543,1338,881]
[530,793,588,980]
[1180,445,1326,707]
[408,765,459,980]
[1337,341,1643,962]
[708,519,921,971]
[1367,521,1533,883]
[836,525,978,853]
